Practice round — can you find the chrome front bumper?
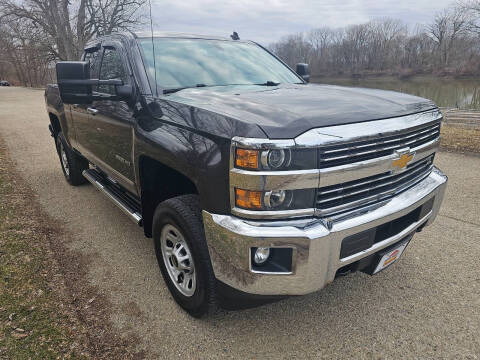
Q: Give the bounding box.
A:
[203,167,447,296]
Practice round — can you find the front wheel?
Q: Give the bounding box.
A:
[153,195,216,317]
[55,132,88,186]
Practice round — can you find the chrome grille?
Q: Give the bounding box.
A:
[316,155,434,216]
[318,121,441,168]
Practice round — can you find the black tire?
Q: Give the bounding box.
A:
[55,132,88,186]
[153,195,217,317]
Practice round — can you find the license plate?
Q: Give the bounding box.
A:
[373,240,410,274]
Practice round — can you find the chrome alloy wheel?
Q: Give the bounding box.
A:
[160,224,196,297]
[59,142,70,177]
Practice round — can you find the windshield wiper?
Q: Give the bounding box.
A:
[163,82,281,94]
[256,81,280,86]
[163,84,207,94]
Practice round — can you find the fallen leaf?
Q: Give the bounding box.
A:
[88,298,95,304]
[8,313,15,321]
[11,331,28,339]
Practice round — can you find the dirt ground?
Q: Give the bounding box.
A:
[0,87,479,359]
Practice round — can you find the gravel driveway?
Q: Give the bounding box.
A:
[1,87,479,359]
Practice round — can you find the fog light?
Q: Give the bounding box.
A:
[253,247,271,265]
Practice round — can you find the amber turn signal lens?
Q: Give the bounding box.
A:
[235,148,259,169]
[235,188,262,209]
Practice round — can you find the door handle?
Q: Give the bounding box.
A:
[87,107,98,115]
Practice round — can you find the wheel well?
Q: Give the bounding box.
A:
[49,113,61,138]
[139,156,198,237]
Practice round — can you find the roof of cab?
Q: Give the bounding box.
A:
[132,31,242,41]
[84,31,251,50]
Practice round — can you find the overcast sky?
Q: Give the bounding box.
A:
[150,0,454,44]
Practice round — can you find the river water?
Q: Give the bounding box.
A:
[316,76,480,110]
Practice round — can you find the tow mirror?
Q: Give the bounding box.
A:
[56,61,124,104]
[56,61,93,104]
[296,63,310,83]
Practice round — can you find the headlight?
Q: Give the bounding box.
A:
[235,188,315,211]
[264,190,290,208]
[235,148,317,171]
[261,149,290,169]
[232,140,318,218]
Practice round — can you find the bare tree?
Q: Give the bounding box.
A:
[368,19,406,70]
[86,0,146,37]
[269,9,480,78]
[427,8,471,66]
[0,16,53,86]
[269,33,312,69]
[307,27,334,72]
[0,0,146,60]
[459,0,480,34]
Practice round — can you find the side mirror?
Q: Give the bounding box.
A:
[296,63,310,83]
[56,61,125,104]
[56,61,92,104]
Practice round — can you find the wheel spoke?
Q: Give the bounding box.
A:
[164,246,173,256]
[173,245,190,266]
[184,273,195,290]
[170,265,180,278]
[182,273,190,289]
[166,233,178,243]
[173,244,184,257]
[178,260,192,272]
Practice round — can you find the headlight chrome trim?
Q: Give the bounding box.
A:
[231,207,315,220]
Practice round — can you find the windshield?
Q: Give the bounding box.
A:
[137,38,302,92]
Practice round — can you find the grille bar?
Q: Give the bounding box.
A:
[319,121,440,168]
[322,124,439,154]
[318,157,432,199]
[316,156,434,217]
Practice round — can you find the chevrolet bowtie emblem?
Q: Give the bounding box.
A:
[392,151,415,170]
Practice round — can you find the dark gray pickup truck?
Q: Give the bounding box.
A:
[45,32,447,317]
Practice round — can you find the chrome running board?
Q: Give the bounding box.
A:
[82,169,142,225]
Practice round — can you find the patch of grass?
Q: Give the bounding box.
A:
[440,124,480,154]
[0,139,144,359]
[0,144,84,358]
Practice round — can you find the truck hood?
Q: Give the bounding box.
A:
[167,83,437,139]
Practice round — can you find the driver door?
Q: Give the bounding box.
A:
[87,42,137,194]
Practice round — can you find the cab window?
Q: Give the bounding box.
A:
[98,48,127,95]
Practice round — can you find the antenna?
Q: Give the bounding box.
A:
[148,0,158,97]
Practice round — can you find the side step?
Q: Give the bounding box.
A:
[82,169,142,225]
